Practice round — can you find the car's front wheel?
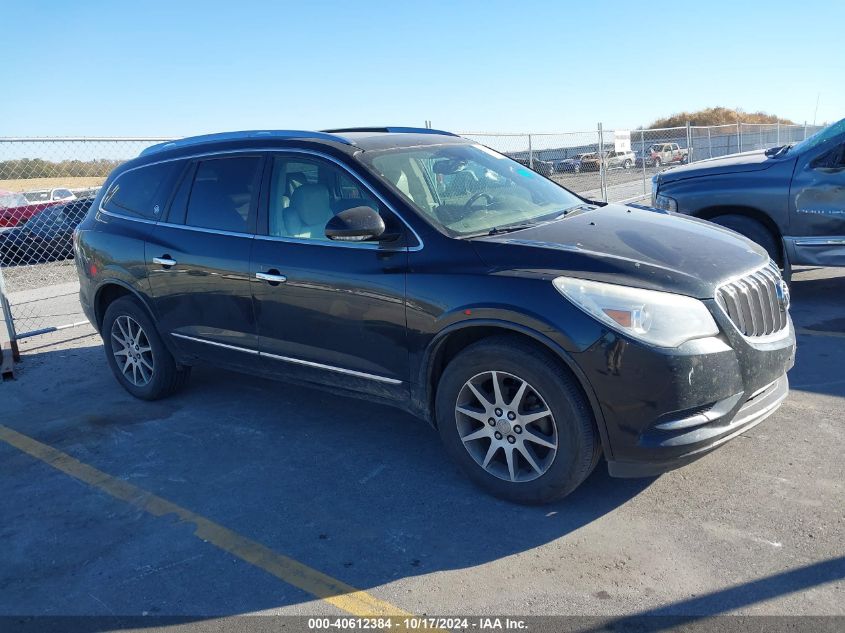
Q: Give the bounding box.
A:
[623,159,632,169]
[435,336,600,504]
[102,296,190,400]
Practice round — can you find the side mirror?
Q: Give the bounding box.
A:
[325,206,386,242]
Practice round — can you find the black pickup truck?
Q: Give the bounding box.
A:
[652,118,845,274]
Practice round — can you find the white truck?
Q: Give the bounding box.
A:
[638,142,689,168]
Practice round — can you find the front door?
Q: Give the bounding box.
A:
[146,154,266,369]
[788,138,845,266]
[250,152,410,398]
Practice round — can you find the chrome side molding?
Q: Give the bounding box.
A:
[170,332,401,385]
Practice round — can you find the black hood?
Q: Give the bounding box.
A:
[469,204,768,298]
[658,149,791,184]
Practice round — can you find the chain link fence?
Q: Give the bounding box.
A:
[0,138,171,356]
[0,123,826,354]
[467,122,823,206]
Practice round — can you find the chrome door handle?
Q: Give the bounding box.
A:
[256,271,287,283]
[153,256,177,267]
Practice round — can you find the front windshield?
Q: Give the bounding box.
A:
[791,118,845,155]
[359,143,584,237]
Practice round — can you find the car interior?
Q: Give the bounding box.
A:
[267,158,378,240]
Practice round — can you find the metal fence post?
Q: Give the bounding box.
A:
[640,128,647,197]
[597,122,607,202]
[686,121,692,162]
[528,134,534,169]
[776,121,780,146]
[707,127,712,158]
[738,122,742,152]
[0,266,20,362]
[804,121,808,139]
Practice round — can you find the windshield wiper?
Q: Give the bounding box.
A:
[554,203,596,218]
[486,222,538,236]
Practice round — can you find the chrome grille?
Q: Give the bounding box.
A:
[715,262,788,337]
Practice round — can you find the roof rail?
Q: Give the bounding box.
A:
[139,130,354,157]
[321,127,459,137]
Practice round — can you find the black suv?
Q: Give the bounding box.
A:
[74,127,796,503]
[653,118,845,272]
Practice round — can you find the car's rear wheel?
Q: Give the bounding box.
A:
[102,296,190,400]
[653,157,662,168]
[710,214,781,266]
[435,336,600,504]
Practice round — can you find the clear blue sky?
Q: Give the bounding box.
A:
[4,0,843,136]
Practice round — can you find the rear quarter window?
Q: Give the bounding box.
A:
[102,161,185,220]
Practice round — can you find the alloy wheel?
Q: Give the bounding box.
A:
[454,370,558,482]
[111,315,154,387]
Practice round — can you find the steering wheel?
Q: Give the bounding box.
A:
[463,191,495,210]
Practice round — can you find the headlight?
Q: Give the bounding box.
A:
[553,277,719,348]
[654,193,677,212]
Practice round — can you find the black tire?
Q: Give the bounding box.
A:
[710,214,781,265]
[435,336,600,504]
[623,159,632,169]
[102,295,190,400]
[653,157,661,168]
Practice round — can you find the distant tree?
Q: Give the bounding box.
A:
[647,107,795,129]
[0,158,122,180]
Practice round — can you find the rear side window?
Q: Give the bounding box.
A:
[185,157,262,233]
[103,161,184,219]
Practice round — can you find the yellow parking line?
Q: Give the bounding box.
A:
[0,424,411,618]
[795,327,845,339]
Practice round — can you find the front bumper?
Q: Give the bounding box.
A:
[606,373,789,477]
[573,303,796,478]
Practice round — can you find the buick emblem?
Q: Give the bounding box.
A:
[495,418,512,435]
[775,280,790,312]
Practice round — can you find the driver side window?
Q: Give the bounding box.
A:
[812,144,845,169]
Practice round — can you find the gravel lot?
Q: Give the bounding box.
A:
[2,258,79,291]
[0,267,842,629]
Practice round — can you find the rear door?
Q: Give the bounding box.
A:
[250,151,410,398]
[146,153,266,369]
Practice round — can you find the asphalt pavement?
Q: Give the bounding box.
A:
[0,267,842,628]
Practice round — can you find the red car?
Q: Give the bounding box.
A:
[0,190,58,231]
